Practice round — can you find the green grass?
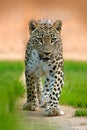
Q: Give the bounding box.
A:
[60,61,87,116]
[60,61,87,108]
[0,61,25,130]
[74,108,87,117]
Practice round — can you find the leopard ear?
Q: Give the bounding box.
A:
[53,20,62,32]
[29,20,38,34]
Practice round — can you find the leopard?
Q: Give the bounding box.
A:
[23,19,64,116]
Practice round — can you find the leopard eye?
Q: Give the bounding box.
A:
[36,36,43,44]
[38,38,43,43]
[42,34,44,37]
[51,38,57,44]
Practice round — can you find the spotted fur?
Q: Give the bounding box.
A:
[26,49,49,77]
[23,19,64,116]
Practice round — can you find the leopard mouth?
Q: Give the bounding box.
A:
[39,55,51,61]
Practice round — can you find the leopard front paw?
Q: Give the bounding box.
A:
[23,101,39,111]
[45,105,64,116]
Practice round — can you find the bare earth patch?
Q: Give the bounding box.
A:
[17,97,87,130]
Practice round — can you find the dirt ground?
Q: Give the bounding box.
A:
[17,97,87,130]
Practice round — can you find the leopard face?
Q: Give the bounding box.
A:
[28,19,62,61]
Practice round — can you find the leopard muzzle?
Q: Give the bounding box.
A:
[39,51,53,61]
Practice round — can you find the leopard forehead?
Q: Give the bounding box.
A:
[37,19,54,31]
[38,19,53,25]
[33,20,58,36]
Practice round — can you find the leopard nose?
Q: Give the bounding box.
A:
[44,52,50,55]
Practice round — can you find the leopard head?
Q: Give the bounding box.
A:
[29,19,62,60]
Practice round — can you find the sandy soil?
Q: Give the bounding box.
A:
[16,97,87,130]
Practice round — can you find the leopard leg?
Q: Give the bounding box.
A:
[40,77,50,107]
[45,69,64,116]
[37,78,43,104]
[23,70,39,111]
